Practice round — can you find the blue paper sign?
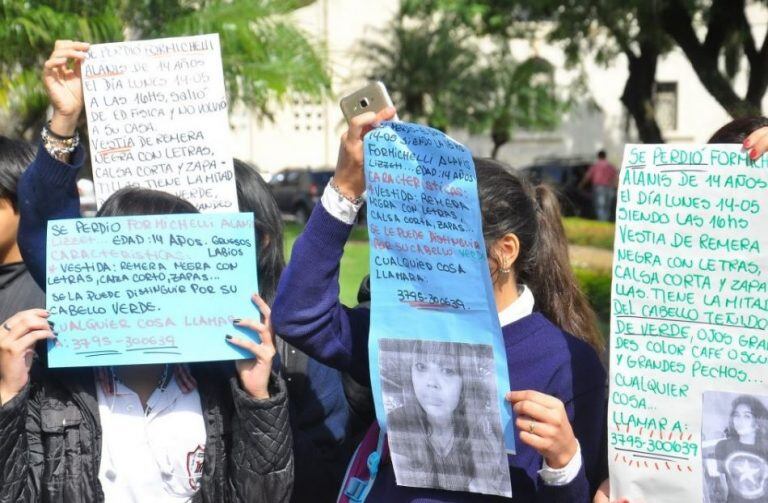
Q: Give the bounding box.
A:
[45,213,258,367]
[365,122,514,497]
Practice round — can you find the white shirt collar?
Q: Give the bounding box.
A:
[96,374,207,501]
[498,284,535,327]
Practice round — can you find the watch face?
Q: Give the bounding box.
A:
[725,451,768,500]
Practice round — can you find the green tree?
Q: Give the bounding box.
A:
[362,19,485,132]
[658,0,768,118]
[473,51,563,158]
[363,18,565,158]
[404,0,768,143]
[0,0,329,137]
[402,0,669,143]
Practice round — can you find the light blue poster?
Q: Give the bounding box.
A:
[45,212,259,367]
[365,122,513,497]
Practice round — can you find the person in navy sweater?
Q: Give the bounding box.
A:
[270,108,608,502]
[15,40,366,503]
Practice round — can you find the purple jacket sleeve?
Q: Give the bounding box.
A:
[538,349,607,501]
[271,203,371,385]
[537,463,590,503]
[17,145,85,290]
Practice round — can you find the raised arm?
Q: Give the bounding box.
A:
[211,294,294,502]
[227,373,294,502]
[17,41,88,289]
[270,107,396,385]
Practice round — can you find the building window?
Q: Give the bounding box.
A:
[290,94,324,133]
[655,82,678,131]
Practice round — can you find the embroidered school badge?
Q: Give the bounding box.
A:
[186,444,206,490]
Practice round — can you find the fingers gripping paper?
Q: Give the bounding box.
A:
[82,34,237,212]
[608,145,768,502]
[365,122,513,498]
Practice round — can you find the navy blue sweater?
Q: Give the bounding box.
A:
[16,145,362,503]
[271,203,608,502]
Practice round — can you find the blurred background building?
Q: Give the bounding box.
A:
[228,0,768,174]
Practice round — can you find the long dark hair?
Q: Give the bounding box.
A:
[0,136,35,211]
[708,116,768,143]
[403,340,470,441]
[399,340,506,492]
[726,395,768,445]
[233,159,285,305]
[96,187,198,217]
[475,158,603,351]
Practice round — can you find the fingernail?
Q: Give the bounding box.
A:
[232,318,241,324]
[225,334,233,340]
[750,148,758,159]
[744,139,752,148]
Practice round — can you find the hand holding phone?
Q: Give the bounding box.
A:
[340,82,395,123]
[334,83,397,199]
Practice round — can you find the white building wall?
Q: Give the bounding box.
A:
[229,0,768,174]
[228,0,398,174]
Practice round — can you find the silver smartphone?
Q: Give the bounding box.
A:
[339,81,394,122]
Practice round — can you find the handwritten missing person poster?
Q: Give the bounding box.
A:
[82,34,237,212]
[365,122,513,497]
[609,144,768,502]
[45,213,258,367]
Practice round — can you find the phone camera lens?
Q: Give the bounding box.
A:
[359,98,369,108]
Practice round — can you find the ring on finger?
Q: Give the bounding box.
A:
[2,322,10,331]
[528,420,536,434]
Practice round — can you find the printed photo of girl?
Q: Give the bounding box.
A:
[378,338,510,497]
[702,391,768,503]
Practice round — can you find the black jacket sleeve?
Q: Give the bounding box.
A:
[0,385,42,503]
[228,373,294,503]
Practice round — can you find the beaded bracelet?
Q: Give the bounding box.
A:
[41,122,80,160]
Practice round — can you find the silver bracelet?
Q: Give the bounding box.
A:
[329,177,364,206]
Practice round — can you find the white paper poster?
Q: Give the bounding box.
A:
[609,144,768,502]
[82,34,237,212]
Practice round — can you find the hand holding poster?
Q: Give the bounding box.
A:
[365,122,513,497]
[46,213,258,367]
[608,144,768,502]
[82,34,237,212]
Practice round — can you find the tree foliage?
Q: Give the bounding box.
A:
[363,17,565,158]
[362,20,485,132]
[403,0,768,143]
[658,0,768,118]
[0,0,329,137]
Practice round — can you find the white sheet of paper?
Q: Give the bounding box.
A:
[608,144,768,502]
[82,34,237,212]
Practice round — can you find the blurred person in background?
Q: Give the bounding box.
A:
[0,136,44,322]
[579,150,618,222]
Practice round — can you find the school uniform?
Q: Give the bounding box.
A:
[271,198,608,502]
[15,145,361,502]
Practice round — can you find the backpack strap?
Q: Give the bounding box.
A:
[337,422,387,503]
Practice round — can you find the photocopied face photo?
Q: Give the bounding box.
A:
[702,391,768,503]
[378,338,511,497]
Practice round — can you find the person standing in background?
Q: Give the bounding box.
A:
[579,150,618,222]
[0,137,44,322]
